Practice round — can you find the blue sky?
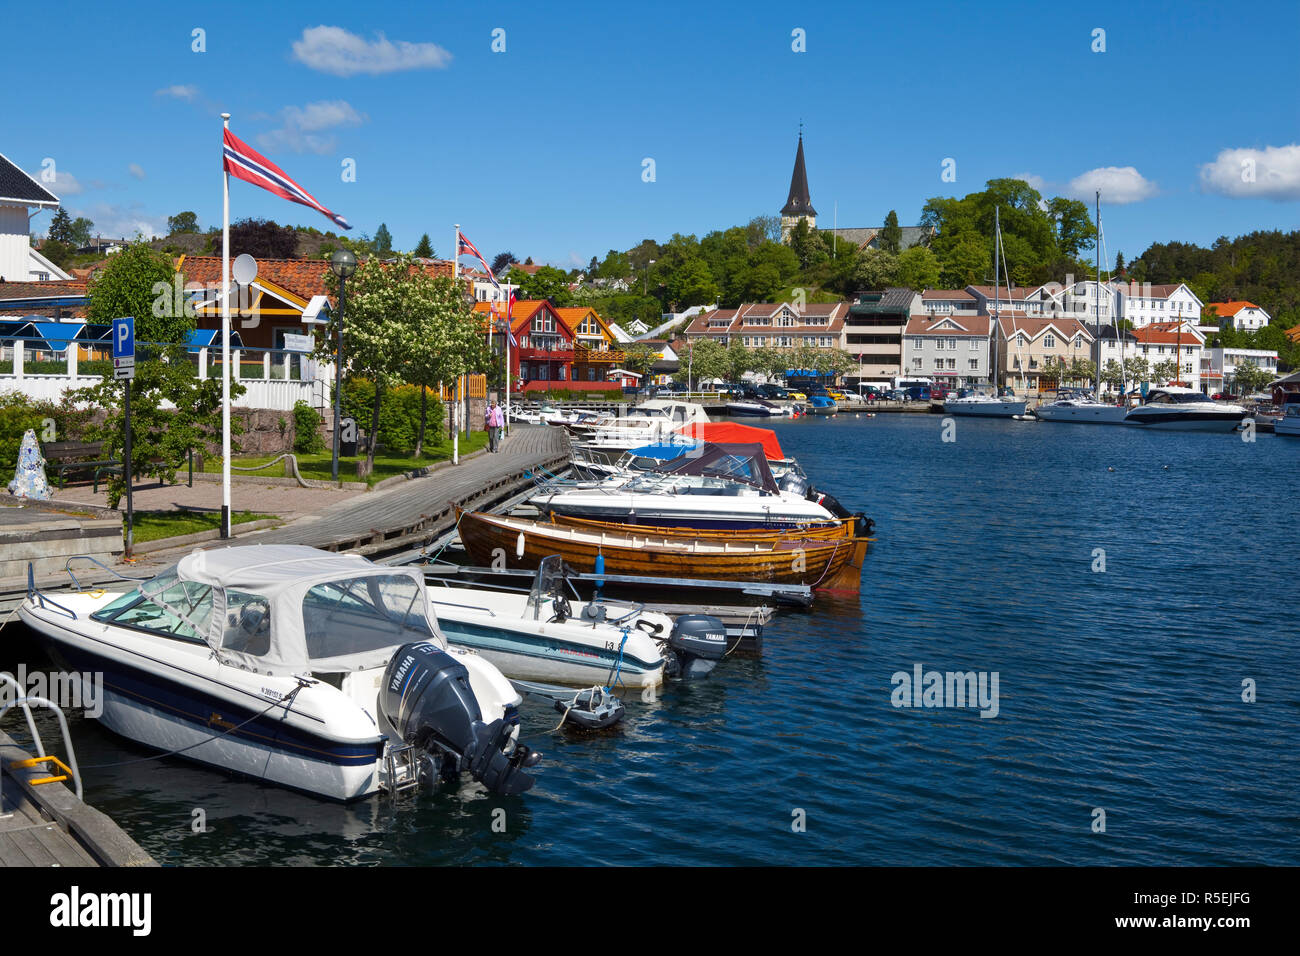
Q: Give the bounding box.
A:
[6,0,1298,271]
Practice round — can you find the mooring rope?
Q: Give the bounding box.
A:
[228,453,312,488]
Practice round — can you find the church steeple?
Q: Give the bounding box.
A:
[780,128,816,241]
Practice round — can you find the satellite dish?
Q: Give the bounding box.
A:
[232,253,258,287]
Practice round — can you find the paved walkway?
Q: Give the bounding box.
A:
[45,475,360,522]
[241,424,568,553]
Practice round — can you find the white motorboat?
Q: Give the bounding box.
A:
[1033,393,1129,424]
[18,546,540,800]
[1274,403,1300,436]
[533,443,847,531]
[425,558,725,687]
[1124,386,1249,431]
[724,399,785,417]
[944,388,1027,418]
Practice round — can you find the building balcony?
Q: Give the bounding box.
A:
[574,344,625,363]
[516,346,574,362]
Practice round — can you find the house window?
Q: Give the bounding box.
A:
[913,358,922,369]
[970,338,978,350]
[913,338,922,349]
[936,339,945,350]
[947,358,956,369]
[1017,334,1026,346]
[969,358,978,370]
[1044,334,1055,348]
[947,338,957,350]
[934,358,944,369]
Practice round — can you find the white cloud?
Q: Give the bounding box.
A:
[155,85,199,101]
[1199,144,1300,200]
[1013,172,1047,193]
[128,163,145,180]
[291,25,452,77]
[1065,166,1157,204]
[47,169,83,195]
[74,202,168,241]
[256,100,367,155]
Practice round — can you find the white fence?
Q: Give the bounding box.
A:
[0,340,326,411]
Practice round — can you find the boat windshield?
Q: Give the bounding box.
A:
[301,574,434,665]
[526,555,568,621]
[1149,390,1207,404]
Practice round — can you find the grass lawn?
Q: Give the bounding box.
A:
[131,510,275,544]
[203,431,490,486]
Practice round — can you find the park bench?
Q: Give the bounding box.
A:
[42,441,194,493]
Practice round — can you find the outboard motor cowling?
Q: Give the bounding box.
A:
[665,614,728,679]
[779,473,810,496]
[853,512,874,537]
[379,642,539,796]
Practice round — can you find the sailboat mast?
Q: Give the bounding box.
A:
[993,205,1000,391]
[1094,191,1102,396]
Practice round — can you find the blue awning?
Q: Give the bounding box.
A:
[30,321,86,352]
[186,329,244,351]
[628,440,700,460]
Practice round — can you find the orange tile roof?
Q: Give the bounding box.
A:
[1205,301,1259,316]
[176,256,453,300]
[905,315,992,336]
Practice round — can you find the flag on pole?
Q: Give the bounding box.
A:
[505,290,518,347]
[222,129,351,230]
[456,230,499,288]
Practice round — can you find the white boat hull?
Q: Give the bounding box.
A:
[944,399,1027,418]
[1033,403,1130,425]
[1124,413,1247,431]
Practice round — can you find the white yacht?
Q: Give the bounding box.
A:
[1034,392,1129,425]
[945,387,1027,418]
[1124,386,1249,431]
[18,546,541,799]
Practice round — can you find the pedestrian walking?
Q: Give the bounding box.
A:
[486,400,504,452]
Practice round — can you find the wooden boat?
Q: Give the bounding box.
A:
[455,508,870,592]
[550,512,856,543]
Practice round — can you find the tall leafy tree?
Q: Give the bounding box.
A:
[879,210,902,254]
[896,246,941,290]
[229,218,297,258]
[76,243,237,507]
[168,211,200,234]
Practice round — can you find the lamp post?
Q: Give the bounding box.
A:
[329,249,357,483]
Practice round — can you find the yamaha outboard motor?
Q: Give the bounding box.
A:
[779,472,810,496]
[379,643,539,796]
[853,513,874,537]
[664,614,728,679]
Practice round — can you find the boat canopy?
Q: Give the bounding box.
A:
[626,441,700,460]
[156,545,440,675]
[673,421,784,460]
[658,442,779,493]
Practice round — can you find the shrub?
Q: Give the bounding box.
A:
[339,380,445,455]
[292,400,325,454]
[0,392,92,478]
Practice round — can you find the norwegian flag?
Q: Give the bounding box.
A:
[505,291,518,347]
[222,129,351,230]
[457,231,499,288]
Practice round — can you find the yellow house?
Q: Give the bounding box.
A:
[556,307,626,383]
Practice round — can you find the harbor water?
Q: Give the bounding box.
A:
[5,413,1298,865]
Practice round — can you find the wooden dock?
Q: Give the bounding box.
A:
[0,729,155,867]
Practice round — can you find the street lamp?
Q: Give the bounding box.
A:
[329,248,357,482]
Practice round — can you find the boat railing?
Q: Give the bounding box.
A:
[428,596,498,618]
[25,563,78,621]
[64,554,150,591]
[0,672,84,800]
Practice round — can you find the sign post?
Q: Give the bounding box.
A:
[112,317,136,557]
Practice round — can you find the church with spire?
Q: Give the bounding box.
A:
[778,128,935,251]
[780,129,816,242]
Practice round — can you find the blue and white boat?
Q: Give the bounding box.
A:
[18,546,540,800]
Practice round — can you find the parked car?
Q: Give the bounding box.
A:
[931,386,952,401]
[1211,392,1238,401]
[904,385,932,402]
[885,388,906,401]
[757,384,790,400]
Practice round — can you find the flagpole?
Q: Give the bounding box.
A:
[220,113,232,539]
[504,294,511,437]
[452,224,459,463]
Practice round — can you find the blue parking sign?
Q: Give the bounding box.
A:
[112,316,135,379]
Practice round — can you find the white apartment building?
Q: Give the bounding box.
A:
[1109,281,1203,327]
[1205,301,1271,331]
[1130,322,1205,391]
[1204,346,1280,394]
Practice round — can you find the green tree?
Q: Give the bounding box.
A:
[896,246,941,290]
[398,266,489,456]
[1232,360,1272,395]
[1124,355,1150,386]
[87,243,191,345]
[47,208,75,244]
[1101,359,1125,392]
[505,265,573,305]
[852,248,899,289]
[724,339,752,382]
[676,338,727,387]
[372,223,394,254]
[1151,358,1180,385]
[664,257,719,310]
[413,233,434,258]
[321,256,414,469]
[879,210,902,254]
[68,217,94,248]
[167,211,199,234]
